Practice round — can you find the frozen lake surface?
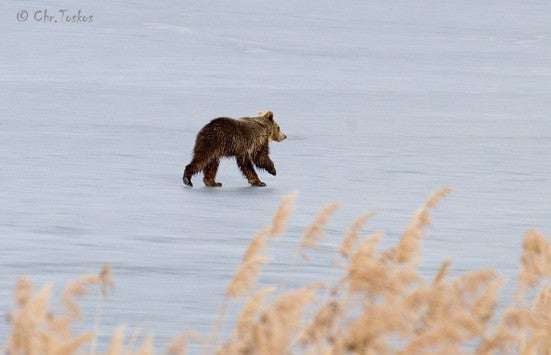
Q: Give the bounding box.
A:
[1,0,550,348]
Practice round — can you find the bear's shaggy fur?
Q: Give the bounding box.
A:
[183,111,287,187]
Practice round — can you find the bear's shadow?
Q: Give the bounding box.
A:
[182,185,277,195]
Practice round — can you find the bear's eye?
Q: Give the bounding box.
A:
[277,126,280,131]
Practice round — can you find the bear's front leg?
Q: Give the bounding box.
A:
[253,145,276,176]
[264,159,276,176]
[236,156,266,187]
[256,155,276,176]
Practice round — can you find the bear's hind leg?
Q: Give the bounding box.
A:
[203,158,222,187]
[236,156,265,187]
[183,156,208,187]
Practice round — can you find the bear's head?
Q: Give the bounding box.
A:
[260,111,287,142]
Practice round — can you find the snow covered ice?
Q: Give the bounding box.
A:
[1,0,550,347]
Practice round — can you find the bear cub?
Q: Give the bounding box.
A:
[183,111,287,187]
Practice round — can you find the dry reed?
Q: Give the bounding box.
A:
[300,202,339,249]
[226,229,270,298]
[6,188,551,355]
[268,192,297,237]
[340,212,375,259]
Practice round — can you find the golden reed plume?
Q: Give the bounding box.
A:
[300,202,339,249]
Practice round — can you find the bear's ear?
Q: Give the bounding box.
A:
[263,111,274,121]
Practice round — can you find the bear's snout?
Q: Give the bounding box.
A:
[278,133,287,141]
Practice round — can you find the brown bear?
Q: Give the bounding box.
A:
[183,111,287,187]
